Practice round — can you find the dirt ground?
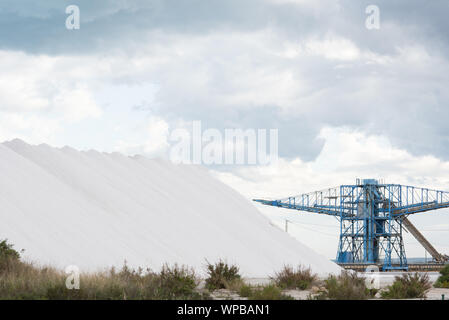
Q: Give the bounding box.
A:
[208,286,449,300]
[205,274,449,300]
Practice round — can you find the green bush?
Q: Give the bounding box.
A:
[0,258,66,300]
[381,273,431,299]
[272,265,317,290]
[0,239,22,275]
[434,264,449,288]
[205,260,241,290]
[248,284,294,300]
[238,284,253,298]
[0,239,21,260]
[314,271,373,300]
[155,264,201,299]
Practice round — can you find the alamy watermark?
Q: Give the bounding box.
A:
[365,5,380,30]
[65,265,80,290]
[66,5,80,30]
[364,265,380,290]
[169,121,278,166]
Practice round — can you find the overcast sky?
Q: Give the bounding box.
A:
[1,0,449,258]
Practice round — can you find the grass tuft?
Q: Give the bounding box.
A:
[381,273,431,299]
[434,264,449,288]
[204,260,241,291]
[313,271,374,300]
[272,265,317,290]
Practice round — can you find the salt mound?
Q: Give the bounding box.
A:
[0,139,340,277]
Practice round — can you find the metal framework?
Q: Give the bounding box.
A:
[254,179,449,270]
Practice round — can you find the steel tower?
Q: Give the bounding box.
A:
[254,179,449,270]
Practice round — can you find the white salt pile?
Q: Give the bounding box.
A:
[0,139,340,277]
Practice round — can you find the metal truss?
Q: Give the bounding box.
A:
[254,179,449,270]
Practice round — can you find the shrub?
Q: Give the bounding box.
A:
[238,284,253,298]
[434,264,449,288]
[272,265,317,290]
[381,273,431,299]
[205,260,241,290]
[87,263,204,300]
[248,284,294,300]
[0,239,21,260]
[314,271,372,300]
[155,264,200,299]
[0,260,66,299]
[0,239,22,275]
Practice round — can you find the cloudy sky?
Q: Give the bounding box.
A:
[2,0,449,258]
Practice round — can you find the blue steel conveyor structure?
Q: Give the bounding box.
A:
[254,179,449,271]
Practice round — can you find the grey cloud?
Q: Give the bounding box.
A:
[1,0,449,162]
[2,0,447,55]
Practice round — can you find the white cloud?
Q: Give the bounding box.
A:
[0,112,60,144]
[215,127,449,198]
[0,51,103,121]
[53,86,102,122]
[114,116,170,157]
[143,117,170,154]
[305,34,361,61]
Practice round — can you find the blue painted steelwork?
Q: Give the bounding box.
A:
[254,179,449,270]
